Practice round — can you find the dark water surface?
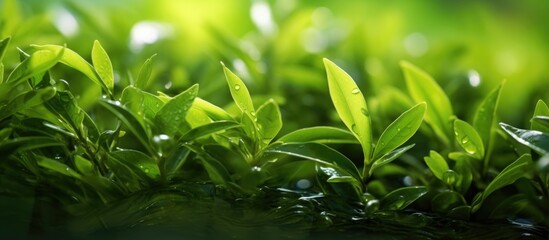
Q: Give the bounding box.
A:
[4,183,548,239]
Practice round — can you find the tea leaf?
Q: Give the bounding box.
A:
[7,49,63,83]
[0,87,57,121]
[29,45,110,95]
[370,144,415,175]
[121,86,164,121]
[324,58,372,163]
[267,142,362,182]
[74,155,95,176]
[500,123,549,155]
[473,82,504,149]
[0,137,63,155]
[531,100,549,132]
[473,154,533,212]
[154,84,198,136]
[424,150,449,181]
[180,120,240,142]
[109,150,160,181]
[256,99,282,145]
[91,40,114,92]
[380,186,428,210]
[454,119,485,159]
[0,36,10,62]
[36,156,82,180]
[401,61,453,146]
[222,63,255,117]
[193,97,234,121]
[136,54,156,89]
[99,100,152,154]
[373,102,425,160]
[278,126,358,144]
[531,116,549,133]
[431,191,466,213]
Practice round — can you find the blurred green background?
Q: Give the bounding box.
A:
[2,0,548,133]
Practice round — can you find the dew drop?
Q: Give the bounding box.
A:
[351,124,358,133]
[461,136,470,144]
[397,127,401,132]
[351,88,360,94]
[360,108,369,117]
[234,84,241,91]
[144,169,150,173]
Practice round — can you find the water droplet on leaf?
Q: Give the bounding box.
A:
[351,88,360,94]
[234,84,241,91]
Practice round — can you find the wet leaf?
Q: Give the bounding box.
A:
[473,82,503,149]
[370,144,415,175]
[109,150,160,181]
[121,86,164,121]
[324,58,372,163]
[380,186,429,210]
[424,150,449,181]
[373,102,425,160]
[0,137,63,155]
[256,99,282,145]
[531,116,549,133]
[278,126,358,144]
[99,100,152,154]
[267,142,362,182]
[500,123,549,155]
[222,63,255,117]
[74,155,95,176]
[91,40,114,92]
[401,61,452,146]
[154,84,198,136]
[36,156,82,180]
[454,119,485,159]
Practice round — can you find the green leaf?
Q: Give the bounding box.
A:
[109,150,160,181]
[136,54,156,89]
[473,82,504,149]
[473,154,533,212]
[370,144,415,175]
[193,97,234,121]
[500,122,549,155]
[532,116,549,133]
[7,49,63,83]
[0,87,57,121]
[162,147,191,179]
[373,102,426,160]
[531,100,549,132]
[0,137,63,155]
[424,150,449,181]
[0,63,4,84]
[454,119,485,159]
[453,156,473,194]
[400,61,453,146]
[380,186,428,210]
[0,36,10,62]
[29,45,110,95]
[74,155,95,176]
[256,99,282,145]
[222,63,255,117]
[267,142,362,182]
[36,156,82,180]
[91,40,114,92]
[278,126,359,144]
[180,120,240,142]
[98,100,152,154]
[121,86,164,121]
[431,191,466,213]
[323,58,372,163]
[154,84,198,136]
[200,154,232,186]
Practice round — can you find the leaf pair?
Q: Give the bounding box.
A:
[323,59,426,180]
